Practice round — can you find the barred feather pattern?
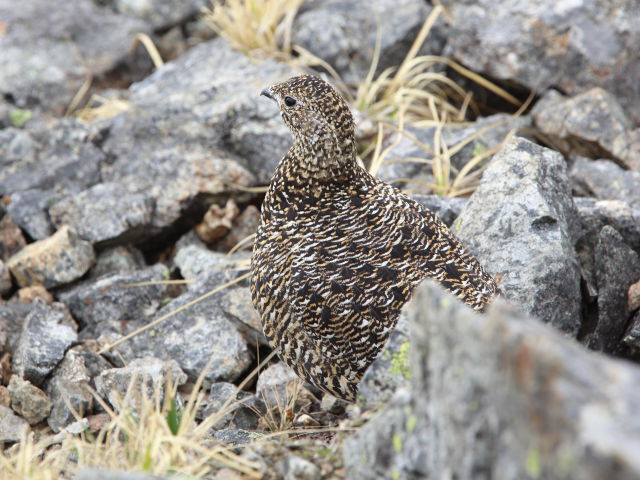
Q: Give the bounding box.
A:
[251,75,497,401]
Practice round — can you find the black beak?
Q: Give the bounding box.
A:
[261,88,274,100]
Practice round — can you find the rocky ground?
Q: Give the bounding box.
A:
[1,0,640,479]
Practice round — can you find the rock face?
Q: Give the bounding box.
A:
[0,0,148,114]
[455,137,582,334]
[344,281,640,480]
[12,299,78,387]
[534,89,640,171]
[7,226,95,288]
[292,0,439,83]
[0,405,30,443]
[442,0,640,124]
[48,182,155,247]
[570,157,640,209]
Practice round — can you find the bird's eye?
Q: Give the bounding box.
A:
[284,96,297,107]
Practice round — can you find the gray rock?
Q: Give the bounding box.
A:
[588,227,640,353]
[12,299,78,386]
[46,349,93,432]
[89,245,147,279]
[7,225,95,289]
[345,281,640,480]
[623,311,640,352]
[6,189,57,240]
[212,428,256,446]
[129,270,253,384]
[357,312,410,408]
[94,357,187,409]
[255,362,300,407]
[279,454,320,480]
[0,120,104,196]
[7,375,52,425]
[570,157,640,209]
[0,0,149,114]
[293,0,441,83]
[0,259,11,296]
[99,38,298,233]
[443,0,640,124]
[574,198,640,297]
[411,194,467,227]
[534,89,640,171]
[57,264,169,340]
[114,0,208,30]
[0,301,32,354]
[203,382,260,431]
[49,183,155,247]
[0,405,30,443]
[455,137,582,334]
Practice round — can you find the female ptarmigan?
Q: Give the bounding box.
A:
[250,75,496,401]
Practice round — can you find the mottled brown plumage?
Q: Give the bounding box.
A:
[250,75,496,401]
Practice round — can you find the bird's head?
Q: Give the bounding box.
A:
[261,75,355,156]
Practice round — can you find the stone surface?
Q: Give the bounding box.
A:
[45,349,93,432]
[12,299,78,386]
[98,37,297,232]
[255,362,300,407]
[0,301,32,354]
[0,120,104,197]
[0,404,30,443]
[570,157,640,209]
[75,468,171,480]
[411,194,467,227]
[0,259,11,296]
[114,0,208,30]
[442,0,640,124]
[7,225,95,289]
[5,189,56,240]
[128,270,253,384]
[0,214,27,261]
[89,246,147,280]
[293,0,440,83]
[534,89,640,170]
[455,137,582,334]
[94,357,187,409]
[344,281,640,480]
[7,374,52,425]
[623,311,640,352]
[216,204,261,252]
[588,226,640,353]
[279,454,320,480]
[574,198,640,296]
[203,382,260,431]
[48,182,155,247]
[0,0,148,114]
[16,285,54,304]
[56,264,169,340]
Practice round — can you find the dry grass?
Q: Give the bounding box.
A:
[203,0,306,59]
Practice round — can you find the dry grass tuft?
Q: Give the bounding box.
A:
[203,0,306,59]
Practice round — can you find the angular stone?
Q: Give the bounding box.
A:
[442,0,640,124]
[128,270,253,384]
[278,455,320,480]
[0,405,30,443]
[49,182,155,247]
[46,349,93,432]
[16,285,54,304]
[588,227,640,353]
[94,357,187,409]
[344,281,640,479]
[202,382,259,431]
[12,299,78,386]
[623,311,640,352]
[0,120,104,197]
[255,362,300,407]
[6,189,56,240]
[7,375,52,425]
[0,301,32,354]
[455,137,582,334]
[7,226,95,288]
[534,88,640,170]
[114,0,208,30]
[0,0,149,115]
[56,264,169,340]
[411,194,467,227]
[293,0,440,83]
[89,245,146,280]
[570,157,640,209]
